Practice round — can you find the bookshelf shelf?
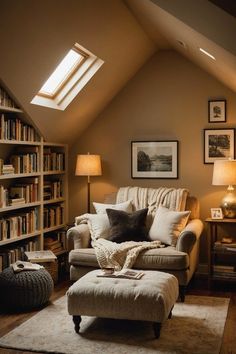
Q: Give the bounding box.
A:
[0,201,41,212]
[43,170,65,175]
[0,105,23,113]
[43,224,67,233]
[0,172,41,180]
[0,231,41,246]
[0,82,68,272]
[43,197,65,205]
[0,139,41,145]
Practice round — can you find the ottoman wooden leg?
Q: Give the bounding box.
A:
[153,322,162,338]
[168,306,174,319]
[73,315,81,333]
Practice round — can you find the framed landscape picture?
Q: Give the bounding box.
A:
[208,100,226,123]
[131,141,178,179]
[204,128,235,164]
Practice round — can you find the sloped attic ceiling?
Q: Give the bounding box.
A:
[1,0,236,146]
[0,0,158,144]
[126,0,236,95]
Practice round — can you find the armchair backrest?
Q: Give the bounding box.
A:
[103,192,200,220]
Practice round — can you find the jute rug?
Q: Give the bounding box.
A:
[0,295,229,354]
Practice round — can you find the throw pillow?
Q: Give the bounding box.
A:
[106,208,149,243]
[93,200,132,214]
[75,213,110,241]
[149,205,190,246]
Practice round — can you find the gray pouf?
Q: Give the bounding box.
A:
[0,267,54,312]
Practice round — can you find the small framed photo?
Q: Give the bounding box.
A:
[208,100,226,123]
[204,128,235,164]
[211,208,223,220]
[131,141,178,179]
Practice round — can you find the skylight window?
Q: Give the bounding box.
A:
[39,49,84,97]
[31,43,104,110]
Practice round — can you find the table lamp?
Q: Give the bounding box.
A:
[75,153,102,213]
[212,159,236,218]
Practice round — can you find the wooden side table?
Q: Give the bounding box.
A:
[205,218,236,287]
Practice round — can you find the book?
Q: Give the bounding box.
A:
[97,269,145,280]
[25,250,57,263]
[12,260,43,273]
[226,247,236,252]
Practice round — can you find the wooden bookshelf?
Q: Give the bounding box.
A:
[0,82,68,271]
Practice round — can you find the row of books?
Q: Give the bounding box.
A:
[214,240,236,253]
[213,265,236,279]
[0,114,38,142]
[0,178,39,207]
[44,180,63,200]
[43,204,64,229]
[0,239,37,272]
[0,208,39,240]
[44,230,67,255]
[0,86,18,109]
[10,152,39,174]
[43,149,65,171]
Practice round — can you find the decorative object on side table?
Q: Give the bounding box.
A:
[75,153,102,212]
[131,141,178,179]
[210,208,223,220]
[212,159,236,218]
[204,129,235,164]
[208,100,226,123]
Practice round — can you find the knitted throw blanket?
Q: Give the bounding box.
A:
[93,238,164,271]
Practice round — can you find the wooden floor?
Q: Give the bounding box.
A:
[0,276,236,354]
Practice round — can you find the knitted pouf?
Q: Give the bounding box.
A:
[0,267,54,312]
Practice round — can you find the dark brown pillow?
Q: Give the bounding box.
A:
[106,208,149,243]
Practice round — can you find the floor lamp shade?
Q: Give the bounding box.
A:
[75,154,102,213]
[75,154,102,176]
[212,159,236,218]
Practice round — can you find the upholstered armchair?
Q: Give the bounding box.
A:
[67,187,203,301]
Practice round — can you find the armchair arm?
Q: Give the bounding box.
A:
[176,219,203,253]
[67,224,91,250]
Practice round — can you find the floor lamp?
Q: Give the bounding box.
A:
[75,153,102,213]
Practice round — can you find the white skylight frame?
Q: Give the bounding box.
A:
[31,43,104,111]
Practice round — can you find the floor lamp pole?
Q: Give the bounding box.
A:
[87,175,90,213]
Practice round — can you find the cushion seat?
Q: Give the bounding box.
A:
[69,246,189,270]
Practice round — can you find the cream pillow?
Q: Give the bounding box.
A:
[93,200,132,214]
[149,205,190,246]
[75,213,110,241]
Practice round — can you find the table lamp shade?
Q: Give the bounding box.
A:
[212,159,236,218]
[212,160,236,186]
[75,154,102,176]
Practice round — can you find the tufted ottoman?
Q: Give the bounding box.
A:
[0,266,54,312]
[67,269,179,338]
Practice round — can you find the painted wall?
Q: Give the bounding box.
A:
[69,50,236,262]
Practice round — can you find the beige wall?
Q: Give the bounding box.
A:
[69,50,236,262]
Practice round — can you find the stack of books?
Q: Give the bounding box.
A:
[44,237,64,255]
[2,164,14,174]
[9,197,25,206]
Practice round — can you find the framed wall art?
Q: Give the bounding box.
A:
[208,100,226,123]
[204,128,235,164]
[131,141,178,179]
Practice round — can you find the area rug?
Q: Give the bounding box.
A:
[0,295,229,354]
